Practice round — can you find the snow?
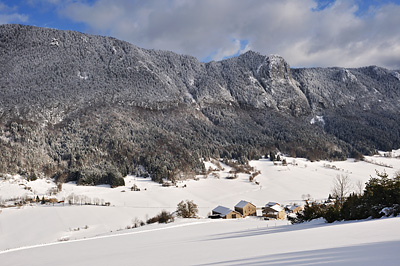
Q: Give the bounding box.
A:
[0,135,10,143]
[391,71,400,81]
[310,115,325,125]
[269,205,284,212]
[1,217,399,266]
[188,77,195,86]
[256,63,263,74]
[1,152,400,265]
[267,54,283,71]
[0,175,56,202]
[49,38,59,46]
[343,69,358,82]
[77,71,89,80]
[248,75,258,84]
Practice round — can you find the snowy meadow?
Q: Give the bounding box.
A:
[1,151,400,265]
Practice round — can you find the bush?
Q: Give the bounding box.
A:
[290,200,327,223]
[146,210,174,224]
[176,200,198,218]
[323,204,341,223]
[132,217,144,228]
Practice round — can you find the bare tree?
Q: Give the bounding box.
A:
[355,180,364,196]
[332,174,353,205]
[176,200,198,218]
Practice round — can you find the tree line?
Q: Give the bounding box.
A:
[291,171,400,223]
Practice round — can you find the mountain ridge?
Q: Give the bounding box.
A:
[1,24,399,185]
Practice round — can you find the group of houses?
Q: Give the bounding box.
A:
[210,200,303,220]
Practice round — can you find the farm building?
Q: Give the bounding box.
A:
[286,205,304,214]
[234,200,257,217]
[262,203,286,220]
[211,206,242,219]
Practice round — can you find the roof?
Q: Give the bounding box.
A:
[235,200,252,208]
[212,206,234,217]
[270,205,284,212]
[288,205,302,211]
[266,202,279,207]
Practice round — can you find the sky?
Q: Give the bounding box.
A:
[1,0,400,69]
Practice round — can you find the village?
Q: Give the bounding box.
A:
[210,200,303,220]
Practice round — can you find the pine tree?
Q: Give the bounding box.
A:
[269,152,276,161]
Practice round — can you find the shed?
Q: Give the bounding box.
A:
[234,200,257,217]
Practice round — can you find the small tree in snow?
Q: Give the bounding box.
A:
[332,174,352,206]
[176,200,198,218]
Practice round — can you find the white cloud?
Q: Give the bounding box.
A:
[210,39,250,61]
[0,1,28,24]
[54,0,400,69]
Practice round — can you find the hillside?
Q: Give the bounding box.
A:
[1,152,400,265]
[1,24,400,184]
[1,151,399,250]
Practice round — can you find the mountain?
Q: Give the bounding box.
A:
[1,24,399,185]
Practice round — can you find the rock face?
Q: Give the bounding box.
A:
[292,66,400,111]
[1,24,400,184]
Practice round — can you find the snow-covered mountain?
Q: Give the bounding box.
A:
[1,24,400,183]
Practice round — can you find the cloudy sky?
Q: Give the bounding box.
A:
[1,0,400,69]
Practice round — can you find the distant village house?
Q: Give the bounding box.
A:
[262,202,286,220]
[286,205,304,214]
[211,205,242,219]
[234,200,257,217]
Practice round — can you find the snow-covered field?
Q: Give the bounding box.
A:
[2,217,400,266]
[1,151,400,265]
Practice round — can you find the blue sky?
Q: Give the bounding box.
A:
[1,0,400,69]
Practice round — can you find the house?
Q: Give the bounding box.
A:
[211,205,242,219]
[262,203,286,220]
[286,205,304,214]
[234,200,257,217]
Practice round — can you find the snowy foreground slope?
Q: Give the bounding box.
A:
[1,152,400,265]
[1,217,400,266]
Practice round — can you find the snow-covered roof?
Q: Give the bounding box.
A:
[266,202,279,207]
[288,205,302,211]
[270,205,284,212]
[212,206,234,216]
[235,200,251,208]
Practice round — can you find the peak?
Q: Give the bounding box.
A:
[237,50,265,61]
[266,54,284,60]
[241,50,262,57]
[237,51,287,65]
[239,51,285,60]
[265,54,287,66]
